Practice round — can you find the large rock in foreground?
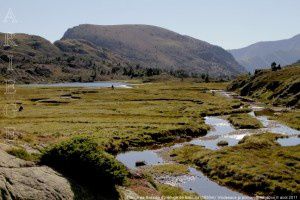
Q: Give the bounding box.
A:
[0,167,74,200]
[0,149,74,200]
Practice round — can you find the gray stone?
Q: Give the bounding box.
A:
[0,149,74,200]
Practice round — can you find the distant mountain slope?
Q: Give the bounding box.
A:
[293,60,300,65]
[228,64,300,108]
[62,24,245,77]
[229,34,300,72]
[0,33,130,83]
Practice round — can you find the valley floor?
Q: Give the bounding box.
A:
[0,80,299,199]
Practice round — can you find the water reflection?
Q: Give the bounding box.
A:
[116,150,163,169]
[189,116,240,150]
[21,82,131,88]
[182,168,252,199]
[204,116,236,136]
[277,137,300,146]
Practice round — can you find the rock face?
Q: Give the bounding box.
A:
[0,149,74,200]
[0,167,74,200]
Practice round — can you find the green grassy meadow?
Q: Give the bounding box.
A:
[0,81,247,152]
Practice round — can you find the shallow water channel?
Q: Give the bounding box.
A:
[116,115,253,199]
[116,91,300,199]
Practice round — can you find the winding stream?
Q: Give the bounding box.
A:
[116,91,300,199]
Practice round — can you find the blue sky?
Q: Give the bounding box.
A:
[0,0,299,49]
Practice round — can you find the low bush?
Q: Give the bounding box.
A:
[40,136,129,192]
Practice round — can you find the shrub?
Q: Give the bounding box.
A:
[40,136,128,191]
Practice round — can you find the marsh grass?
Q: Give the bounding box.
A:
[228,113,263,129]
[270,110,300,130]
[255,108,300,130]
[157,183,200,199]
[6,147,38,161]
[254,108,275,116]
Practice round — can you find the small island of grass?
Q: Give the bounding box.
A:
[228,113,263,129]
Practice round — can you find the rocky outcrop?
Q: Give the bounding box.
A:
[0,148,75,200]
[0,167,74,200]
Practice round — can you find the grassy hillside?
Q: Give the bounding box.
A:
[228,64,300,108]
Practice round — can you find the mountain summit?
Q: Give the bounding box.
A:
[62,24,245,76]
[229,34,300,72]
